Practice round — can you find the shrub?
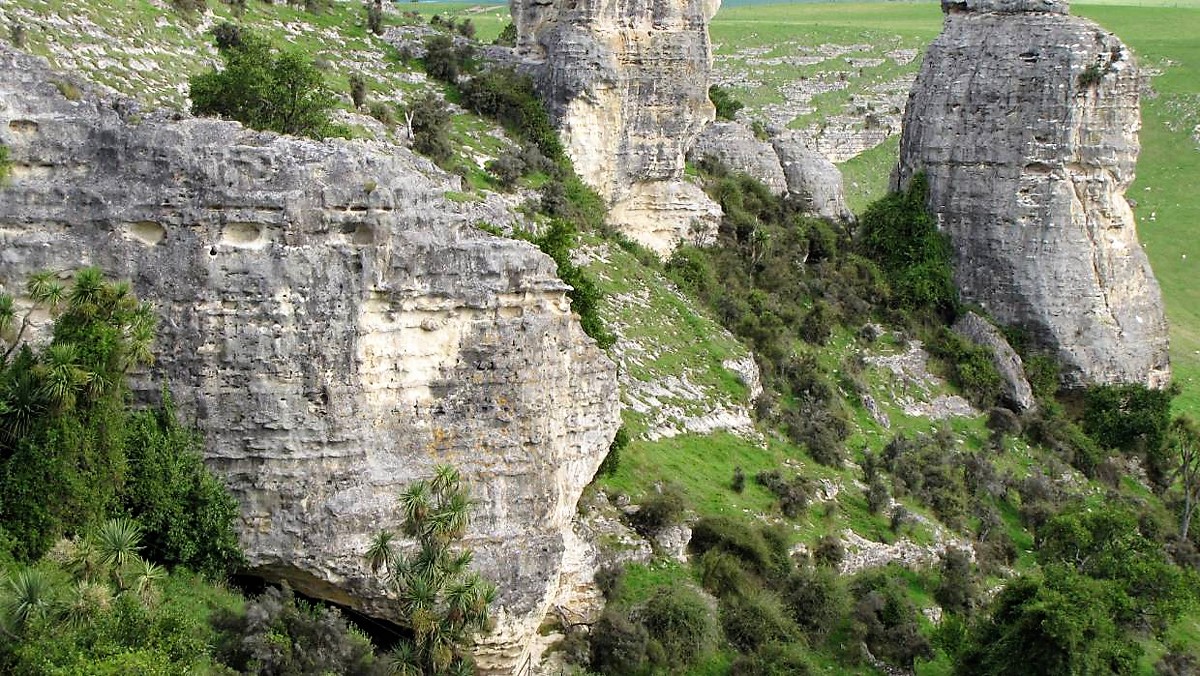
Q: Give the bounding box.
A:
[594,564,625,599]
[857,173,956,314]
[641,584,719,669]
[212,585,379,674]
[589,606,649,675]
[927,328,1003,407]
[424,35,471,83]
[690,516,775,577]
[349,73,367,109]
[171,0,207,18]
[732,466,746,493]
[720,589,799,652]
[365,0,384,35]
[532,219,614,347]
[494,22,518,46]
[1083,383,1176,486]
[813,535,844,568]
[755,469,811,518]
[9,21,27,48]
[731,641,817,676]
[934,548,976,615]
[782,565,847,639]
[190,30,341,139]
[461,68,564,163]
[407,93,452,165]
[709,84,745,121]
[367,100,395,126]
[699,548,749,598]
[851,569,933,670]
[0,144,10,183]
[597,426,627,477]
[632,484,686,534]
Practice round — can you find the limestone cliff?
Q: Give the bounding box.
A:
[0,46,621,670]
[895,0,1169,388]
[512,0,722,254]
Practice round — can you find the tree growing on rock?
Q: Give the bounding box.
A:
[366,465,495,675]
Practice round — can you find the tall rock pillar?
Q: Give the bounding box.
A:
[512,0,722,254]
[896,0,1169,388]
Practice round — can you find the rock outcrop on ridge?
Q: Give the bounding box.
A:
[895,0,1169,388]
[0,46,621,670]
[688,122,853,221]
[512,0,722,254]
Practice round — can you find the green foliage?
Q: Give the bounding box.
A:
[640,584,719,669]
[367,465,495,675]
[926,327,1003,408]
[720,588,799,652]
[731,641,817,676]
[532,219,614,348]
[120,399,244,578]
[956,568,1141,675]
[857,173,956,313]
[1083,383,1177,486]
[349,72,367,109]
[597,425,628,478]
[494,22,517,46]
[850,567,933,670]
[709,84,745,121]
[935,548,978,616]
[690,516,778,578]
[423,34,473,83]
[460,68,564,163]
[0,270,243,574]
[189,29,342,139]
[0,144,10,183]
[366,0,384,36]
[781,565,847,640]
[589,605,650,675]
[408,93,453,166]
[631,483,686,535]
[212,584,380,674]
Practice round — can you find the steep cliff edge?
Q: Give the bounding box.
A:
[0,46,621,670]
[895,0,1169,388]
[512,0,722,254]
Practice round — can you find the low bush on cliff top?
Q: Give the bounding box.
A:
[190,27,345,139]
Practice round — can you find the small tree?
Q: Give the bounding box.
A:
[190,29,340,139]
[367,465,495,675]
[407,94,452,165]
[349,73,368,109]
[1169,416,1200,539]
[366,0,384,36]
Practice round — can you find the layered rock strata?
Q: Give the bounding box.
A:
[896,0,1169,387]
[512,0,722,254]
[0,47,621,670]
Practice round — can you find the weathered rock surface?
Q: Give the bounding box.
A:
[772,132,854,221]
[689,122,788,194]
[0,47,620,671]
[952,312,1036,411]
[513,0,722,253]
[896,0,1169,388]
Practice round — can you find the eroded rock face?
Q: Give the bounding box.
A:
[0,47,621,670]
[896,0,1169,388]
[772,132,854,222]
[689,122,788,194]
[952,312,1035,412]
[513,0,722,254]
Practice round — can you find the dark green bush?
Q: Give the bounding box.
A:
[190,30,342,139]
[782,565,847,639]
[927,328,1003,408]
[408,93,452,165]
[1082,383,1176,486]
[934,548,977,615]
[690,516,776,577]
[850,568,933,670]
[813,535,843,568]
[709,84,745,121]
[632,484,686,534]
[857,173,956,314]
[641,584,719,669]
[366,0,383,35]
[589,606,649,675]
[597,425,628,477]
[532,219,614,347]
[720,589,800,652]
[731,641,817,676]
[349,72,367,109]
[212,585,381,674]
[494,22,517,46]
[699,548,751,598]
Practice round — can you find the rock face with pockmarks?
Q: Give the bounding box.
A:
[896,0,1169,387]
[0,46,621,671]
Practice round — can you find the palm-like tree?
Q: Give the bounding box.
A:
[133,557,165,606]
[93,518,143,590]
[365,530,396,574]
[369,465,495,674]
[35,342,90,410]
[0,568,59,634]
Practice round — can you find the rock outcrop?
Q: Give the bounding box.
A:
[0,47,621,670]
[896,0,1169,388]
[687,123,853,221]
[690,122,787,194]
[772,132,854,221]
[952,312,1035,411]
[512,0,722,254]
